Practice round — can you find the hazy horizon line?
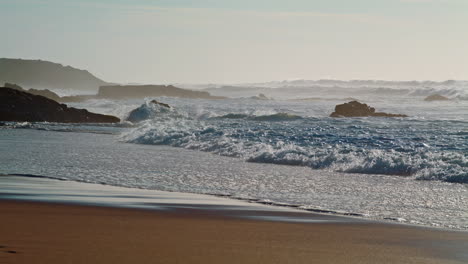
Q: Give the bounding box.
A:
[2,57,467,86]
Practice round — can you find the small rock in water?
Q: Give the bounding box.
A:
[330,101,407,118]
[150,100,171,109]
[424,94,450,101]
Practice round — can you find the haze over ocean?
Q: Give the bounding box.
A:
[1,0,467,83]
[1,1,468,263]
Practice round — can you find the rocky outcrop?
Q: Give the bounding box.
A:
[3,82,226,103]
[126,100,171,123]
[0,88,120,123]
[4,83,62,101]
[424,94,450,101]
[4,83,23,91]
[330,101,407,118]
[27,88,62,102]
[149,99,171,109]
[98,85,225,100]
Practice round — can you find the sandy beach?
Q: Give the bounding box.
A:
[1,199,467,264]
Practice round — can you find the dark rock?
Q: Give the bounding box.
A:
[27,88,61,101]
[0,88,120,123]
[4,82,25,91]
[330,101,407,118]
[424,94,450,101]
[150,99,171,109]
[4,82,61,101]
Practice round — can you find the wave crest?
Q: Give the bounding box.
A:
[215,112,303,121]
[122,115,468,183]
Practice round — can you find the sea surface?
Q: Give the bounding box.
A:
[1,82,467,229]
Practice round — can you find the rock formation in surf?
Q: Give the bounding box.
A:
[2,82,96,103]
[4,83,62,102]
[126,100,171,123]
[2,82,226,103]
[0,87,120,123]
[330,101,408,118]
[424,94,450,101]
[149,99,171,109]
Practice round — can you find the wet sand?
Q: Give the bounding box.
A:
[1,200,467,264]
[1,175,467,264]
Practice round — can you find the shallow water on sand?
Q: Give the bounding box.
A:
[1,129,467,230]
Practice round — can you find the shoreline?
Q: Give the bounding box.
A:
[2,200,468,264]
[1,174,466,232]
[0,175,361,224]
[1,175,468,263]
[2,128,467,230]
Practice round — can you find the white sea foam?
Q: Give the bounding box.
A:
[2,129,468,230]
[2,81,468,229]
[121,101,468,183]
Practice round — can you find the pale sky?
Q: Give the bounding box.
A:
[1,0,467,84]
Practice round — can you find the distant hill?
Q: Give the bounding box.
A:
[0,58,108,91]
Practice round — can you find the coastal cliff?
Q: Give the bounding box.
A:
[0,58,108,91]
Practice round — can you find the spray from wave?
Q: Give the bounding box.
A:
[121,105,468,184]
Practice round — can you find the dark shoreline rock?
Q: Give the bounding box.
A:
[4,83,62,101]
[0,88,120,123]
[149,99,171,109]
[330,101,407,118]
[2,83,227,103]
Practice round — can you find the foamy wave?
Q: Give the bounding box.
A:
[247,146,468,183]
[215,112,303,121]
[0,121,127,134]
[122,116,468,183]
[125,100,174,123]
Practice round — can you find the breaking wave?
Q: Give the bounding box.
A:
[216,112,303,121]
[122,110,468,184]
[125,100,174,123]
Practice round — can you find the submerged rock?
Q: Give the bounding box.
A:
[149,99,171,109]
[126,100,171,123]
[0,87,120,123]
[424,94,450,101]
[330,101,407,118]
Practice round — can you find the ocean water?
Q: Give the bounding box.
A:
[1,83,468,229]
